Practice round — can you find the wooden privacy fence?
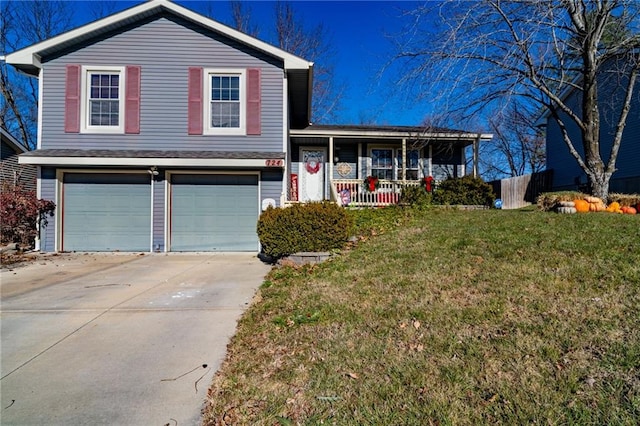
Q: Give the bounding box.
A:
[490,170,554,210]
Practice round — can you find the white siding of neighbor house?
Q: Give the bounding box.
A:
[40,16,284,152]
[546,64,640,193]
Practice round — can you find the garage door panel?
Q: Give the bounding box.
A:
[63,174,151,252]
[171,174,258,252]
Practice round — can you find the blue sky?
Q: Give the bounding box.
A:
[70,0,427,126]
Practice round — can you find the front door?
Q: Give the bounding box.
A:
[299,148,326,201]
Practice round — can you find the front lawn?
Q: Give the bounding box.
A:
[203,208,640,425]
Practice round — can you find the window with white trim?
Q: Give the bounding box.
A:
[205,69,246,135]
[81,66,125,133]
[371,149,393,180]
[397,149,421,180]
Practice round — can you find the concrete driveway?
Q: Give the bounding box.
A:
[0,253,270,425]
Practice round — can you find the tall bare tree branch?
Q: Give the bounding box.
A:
[1,0,74,149]
[392,0,640,199]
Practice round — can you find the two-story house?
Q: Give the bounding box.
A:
[6,0,489,253]
[541,59,640,194]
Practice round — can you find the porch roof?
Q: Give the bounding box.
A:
[291,124,492,144]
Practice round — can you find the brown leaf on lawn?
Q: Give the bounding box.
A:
[346,372,359,379]
[413,320,421,330]
[399,322,407,329]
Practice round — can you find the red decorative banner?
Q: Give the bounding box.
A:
[290,173,299,201]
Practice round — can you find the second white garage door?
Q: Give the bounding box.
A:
[170,174,259,251]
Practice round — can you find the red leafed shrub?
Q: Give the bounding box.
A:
[1,184,56,248]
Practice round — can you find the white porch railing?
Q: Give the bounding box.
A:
[332,179,422,207]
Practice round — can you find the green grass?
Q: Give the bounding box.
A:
[203,208,640,425]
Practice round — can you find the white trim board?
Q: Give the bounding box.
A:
[19,156,284,168]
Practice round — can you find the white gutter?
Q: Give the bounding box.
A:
[19,156,285,168]
[291,129,493,140]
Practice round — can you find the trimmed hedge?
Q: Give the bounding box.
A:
[433,176,495,206]
[257,202,352,259]
[399,185,432,208]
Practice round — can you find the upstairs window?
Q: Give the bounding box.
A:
[81,66,125,133]
[89,73,120,126]
[205,69,246,135]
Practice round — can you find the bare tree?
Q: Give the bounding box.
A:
[484,102,546,178]
[90,1,120,20]
[1,0,74,149]
[229,1,259,37]
[393,0,640,199]
[275,1,343,124]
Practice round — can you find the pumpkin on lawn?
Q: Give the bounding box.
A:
[573,199,590,213]
[621,206,637,215]
[606,201,622,213]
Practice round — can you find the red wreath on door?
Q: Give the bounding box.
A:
[305,158,321,174]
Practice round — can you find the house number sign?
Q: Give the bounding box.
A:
[265,159,284,167]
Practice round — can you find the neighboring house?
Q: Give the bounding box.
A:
[541,61,640,194]
[1,127,36,192]
[5,0,490,253]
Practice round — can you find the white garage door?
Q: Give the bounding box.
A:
[170,174,259,251]
[62,173,151,251]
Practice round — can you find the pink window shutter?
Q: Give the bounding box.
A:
[125,66,141,134]
[64,65,81,133]
[246,68,261,135]
[188,67,203,135]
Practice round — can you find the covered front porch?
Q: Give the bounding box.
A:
[287,124,491,207]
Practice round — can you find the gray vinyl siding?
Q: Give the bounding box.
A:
[1,141,36,191]
[261,170,284,206]
[332,143,358,180]
[152,172,165,252]
[40,16,284,152]
[40,167,57,252]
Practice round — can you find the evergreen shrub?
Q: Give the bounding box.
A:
[257,202,352,259]
[433,176,495,206]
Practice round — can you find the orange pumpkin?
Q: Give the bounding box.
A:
[574,199,590,213]
[621,206,637,215]
[606,201,622,213]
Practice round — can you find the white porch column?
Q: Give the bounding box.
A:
[428,145,433,177]
[401,138,407,181]
[473,135,481,178]
[328,136,334,186]
[357,143,363,179]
